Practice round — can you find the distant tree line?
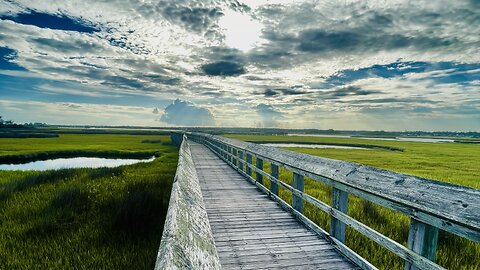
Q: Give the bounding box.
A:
[0,116,47,128]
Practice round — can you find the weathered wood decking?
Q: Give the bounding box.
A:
[190,142,359,269]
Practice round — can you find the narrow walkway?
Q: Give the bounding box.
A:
[190,142,359,270]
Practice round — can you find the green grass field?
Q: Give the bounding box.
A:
[1,131,478,269]
[0,134,178,269]
[226,134,480,270]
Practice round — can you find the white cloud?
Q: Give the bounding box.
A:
[0,0,478,130]
[0,99,157,126]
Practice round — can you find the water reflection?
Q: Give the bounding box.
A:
[0,156,155,171]
[287,134,455,143]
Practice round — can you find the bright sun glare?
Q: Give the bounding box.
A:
[219,10,264,52]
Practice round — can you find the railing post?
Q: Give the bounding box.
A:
[256,157,263,184]
[292,173,304,213]
[404,219,439,270]
[223,144,227,159]
[238,150,244,172]
[270,164,279,196]
[232,148,237,167]
[246,153,252,176]
[330,188,348,243]
[227,146,232,163]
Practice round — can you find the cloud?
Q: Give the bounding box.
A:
[160,5,223,37]
[0,0,479,130]
[255,103,282,127]
[38,83,114,97]
[264,89,279,97]
[160,99,215,126]
[201,61,246,76]
[0,99,157,126]
[322,86,382,99]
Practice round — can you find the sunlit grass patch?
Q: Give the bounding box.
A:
[0,134,178,269]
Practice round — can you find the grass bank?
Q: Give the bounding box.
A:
[226,134,480,269]
[0,134,178,269]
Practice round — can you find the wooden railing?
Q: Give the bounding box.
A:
[155,135,221,270]
[187,132,480,270]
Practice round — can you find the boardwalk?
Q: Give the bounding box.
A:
[190,142,359,270]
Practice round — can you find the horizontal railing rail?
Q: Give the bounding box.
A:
[184,132,480,270]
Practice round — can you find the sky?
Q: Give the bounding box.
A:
[0,0,479,130]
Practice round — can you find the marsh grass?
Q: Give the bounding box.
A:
[227,134,480,269]
[0,134,178,269]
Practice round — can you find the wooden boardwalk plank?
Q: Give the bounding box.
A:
[190,143,359,270]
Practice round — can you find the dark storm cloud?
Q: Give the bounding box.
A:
[263,86,310,97]
[250,4,479,69]
[297,30,455,53]
[198,46,248,76]
[160,99,215,126]
[280,88,308,96]
[264,89,279,97]
[298,30,361,52]
[252,28,457,68]
[0,10,98,33]
[161,6,223,36]
[201,61,246,76]
[136,0,249,39]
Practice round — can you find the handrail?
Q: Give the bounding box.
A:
[155,135,221,270]
[185,132,480,270]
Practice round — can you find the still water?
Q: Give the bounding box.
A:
[0,156,155,171]
[261,143,370,150]
[287,134,455,143]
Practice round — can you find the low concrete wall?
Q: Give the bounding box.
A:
[155,135,221,270]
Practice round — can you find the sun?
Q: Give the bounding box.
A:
[218,10,265,52]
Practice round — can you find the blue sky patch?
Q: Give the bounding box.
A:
[0,73,169,108]
[321,61,480,88]
[0,47,26,70]
[1,10,98,33]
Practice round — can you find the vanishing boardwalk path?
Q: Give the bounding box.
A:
[190,142,359,270]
